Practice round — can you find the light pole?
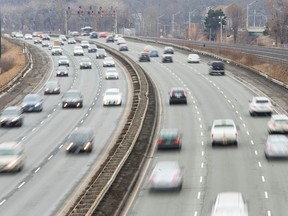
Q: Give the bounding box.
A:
[219,16,224,42]
[188,9,197,39]
[157,14,164,37]
[246,0,257,29]
[172,11,181,37]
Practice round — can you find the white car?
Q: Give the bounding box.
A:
[148,161,183,191]
[67,38,76,44]
[73,46,84,56]
[103,88,122,106]
[211,192,248,216]
[187,53,200,63]
[24,34,33,40]
[103,57,115,67]
[268,114,288,134]
[51,46,63,55]
[58,56,70,66]
[249,96,273,116]
[117,37,126,45]
[211,119,238,146]
[105,68,119,79]
[0,141,25,172]
[81,40,90,48]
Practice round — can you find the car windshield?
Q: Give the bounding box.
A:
[24,95,39,102]
[214,124,234,128]
[45,82,58,88]
[0,149,16,156]
[2,109,18,115]
[256,100,269,104]
[69,133,90,142]
[98,50,106,54]
[58,66,67,71]
[59,56,68,60]
[64,92,80,98]
[81,58,90,62]
[107,68,117,72]
[105,57,113,61]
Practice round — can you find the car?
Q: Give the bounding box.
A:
[33,32,44,38]
[41,41,49,47]
[162,54,173,63]
[106,35,114,43]
[15,32,23,38]
[267,114,288,134]
[187,53,200,63]
[157,128,182,150]
[98,32,107,38]
[66,127,94,153]
[103,57,115,67]
[80,57,92,69]
[169,87,187,104]
[67,38,76,44]
[58,55,70,66]
[58,39,65,46]
[62,90,83,108]
[249,96,273,116]
[105,68,119,79]
[103,88,122,106]
[96,48,107,59]
[70,31,80,37]
[24,34,33,40]
[119,44,129,51]
[113,34,123,41]
[73,46,84,56]
[138,52,150,62]
[208,61,225,75]
[42,34,50,40]
[264,135,288,159]
[22,93,43,112]
[211,192,248,216]
[88,44,97,53]
[48,43,53,50]
[89,31,98,39]
[59,34,67,41]
[33,38,42,44]
[149,49,159,57]
[51,45,63,55]
[0,141,25,172]
[144,45,155,53]
[163,46,174,54]
[44,80,60,95]
[211,119,238,147]
[0,106,23,127]
[56,66,69,76]
[148,161,183,191]
[117,37,126,45]
[81,40,89,48]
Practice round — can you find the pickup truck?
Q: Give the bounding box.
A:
[211,119,238,146]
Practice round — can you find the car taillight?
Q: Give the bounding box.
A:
[157,138,163,145]
[174,137,180,145]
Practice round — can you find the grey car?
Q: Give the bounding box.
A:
[148,161,183,191]
[62,90,83,108]
[80,57,92,69]
[66,127,94,153]
[58,56,70,66]
[56,66,69,76]
[0,106,23,127]
[44,80,60,95]
[96,49,107,59]
[22,94,43,112]
[264,135,288,160]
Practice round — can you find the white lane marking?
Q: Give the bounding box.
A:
[32,128,36,132]
[85,113,88,117]
[202,151,204,156]
[255,150,258,155]
[200,176,203,183]
[200,132,203,136]
[262,176,266,182]
[48,155,53,160]
[239,116,243,120]
[200,124,202,128]
[243,123,246,127]
[59,144,63,149]
[201,141,204,146]
[18,182,25,188]
[267,210,271,216]
[48,114,51,118]
[40,121,44,124]
[265,191,269,199]
[258,162,262,167]
[199,117,201,121]
[0,199,6,206]
[21,137,26,141]
[35,167,40,173]
[228,100,231,103]
[236,110,239,114]
[197,111,200,115]
[251,140,254,145]
[197,192,201,199]
[194,211,198,216]
[246,131,250,135]
[201,163,204,168]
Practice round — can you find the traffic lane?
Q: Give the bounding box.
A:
[0,63,130,216]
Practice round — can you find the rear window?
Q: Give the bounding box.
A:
[212,62,224,70]
[256,100,269,104]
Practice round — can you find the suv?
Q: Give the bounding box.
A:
[139,52,150,62]
[208,61,225,75]
[0,141,25,172]
[169,87,187,105]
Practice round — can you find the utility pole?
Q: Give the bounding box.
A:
[219,16,224,43]
[115,10,118,34]
[157,14,164,38]
[246,1,257,29]
[172,11,181,37]
[0,12,2,59]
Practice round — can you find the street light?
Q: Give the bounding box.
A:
[246,0,257,29]
[219,16,224,43]
[172,11,181,37]
[188,9,197,39]
[157,14,164,38]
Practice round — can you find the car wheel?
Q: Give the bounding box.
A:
[221,72,225,75]
[212,142,215,147]
[178,183,182,191]
[249,111,255,116]
[268,112,272,116]
[18,120,23,127]
[265,154,270,160]
[79,102,83,108]
[234,141,238,147]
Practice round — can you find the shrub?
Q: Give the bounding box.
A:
[0,57,15,73]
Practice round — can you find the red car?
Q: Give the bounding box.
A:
[99,32,107,38]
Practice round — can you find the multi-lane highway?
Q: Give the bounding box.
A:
[96,38,288,216]
[0,38,131,215]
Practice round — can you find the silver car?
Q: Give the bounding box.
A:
[103,57,115,67]
[264,135,288,159]
[0,106,23,127]
[249,96,273,116]
[148,161,183,191]
[105,68,119,79]
[58,56,70,66]
[267,114,288,134]
[103,88,122,106]
[44,80,60,95]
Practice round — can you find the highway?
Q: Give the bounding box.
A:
[0,39,131,216]
[97,38,288,216]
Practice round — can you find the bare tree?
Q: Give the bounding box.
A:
[226,4,244,44]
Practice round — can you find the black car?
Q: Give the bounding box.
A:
[106,35,114,43]
[208,61,225,75]
[62,90,83,108]
[90,31,98,39]
[163,46,174,54]
[157,128,182,150]
[169,87,187,105]
[66,127,94,153]
[0,106,23,127]
[162,54,173,63]
[139,52,150,62]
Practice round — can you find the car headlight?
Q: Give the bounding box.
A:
[84,142,91,150]
[12,117,20,122]
[66,142,74,150]
[80,63,83,66]
[0,117,6,122]
[35,103,42,107]
[5,159,19,170]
